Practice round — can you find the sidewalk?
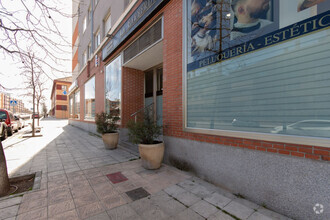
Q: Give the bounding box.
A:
[0,119,291,220]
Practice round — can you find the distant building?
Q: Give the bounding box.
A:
[50,77,72,119]
[0,93,30,114]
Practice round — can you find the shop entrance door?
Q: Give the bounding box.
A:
[145,66,163,125]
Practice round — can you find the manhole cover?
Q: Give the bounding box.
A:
[106,172,128,184]
[125,187,150,201]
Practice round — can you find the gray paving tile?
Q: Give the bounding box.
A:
[107,204,140,219]
[48,199,75,217]
[248,211,274,220]
[223,200,255,220]
[234,197,260,210]
[0,197,22,209]
[164,185,187,197]
[16,207,47,220]
[85,212,110,220]
[154,198,186,217]
[204,192,232,208]
[0,205,19,219]
[257,207,292,220]
[190,200,218,218]
[18,197,47,214]
[171,208,204,220]
[175,191,201,207]
[76,201,105,219]
[48,209,79,220]
[208,210,236,220]
[73,193,99,208]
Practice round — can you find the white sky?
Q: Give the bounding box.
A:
[0,0,72,110]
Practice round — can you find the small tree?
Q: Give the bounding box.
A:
[0,142,9,197]
[42,102,48,118]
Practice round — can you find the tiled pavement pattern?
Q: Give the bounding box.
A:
[0,118,292,220]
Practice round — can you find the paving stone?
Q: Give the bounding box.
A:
[164,185,187,197]
[48,209,79,220]
[190,185,214,198]
[130,197,157,215]
[140,206,170,220]
[175,191,201,207]
[190,200,218,218]
[234,197,260,210]
[76,201,105,219]
[177,179,199,191]
[48,199,75,217]
[48,191,73,205]
[106,172,128,184]
[248,211,274,220]
[0,205,19,219]
[22,190,47,203]
[257,207,292,220]
[107,205,141,220]
[172,208,204,220]
[0,197,22,209]
[73,193,99,208]
[100,194,127,210]
[208,210,236,220]
[204,192,232,208]
[114,181,138,194]
[16,207,47,220]
[150,190,172,203]
[88,176,110,185]
[223,200,255,220]
[154,198,186,217]
[18,197,47,214]
[71,185,95,199]
[85,212,110,220]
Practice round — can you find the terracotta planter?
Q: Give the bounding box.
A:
[102,133,119,150]
[139,142,164,170]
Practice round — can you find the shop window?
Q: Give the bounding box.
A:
[83,16,87,33]
[84,76,95,120]
[69,95,74,118]
[105,56,121,119]
[75,90,80,119]
[184,0,330,141]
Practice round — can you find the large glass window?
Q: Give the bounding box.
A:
[69,95,74,118]
[74,90,80,119]
[85,77,95,120]
[184,1,330,141]
[105,56,121,119]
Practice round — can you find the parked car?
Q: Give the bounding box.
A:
[271,120,330,138]
[14,115,22,130]
[0,109,19,136]
[0,120,8,141]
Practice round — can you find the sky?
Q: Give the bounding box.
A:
[0,0,72,111]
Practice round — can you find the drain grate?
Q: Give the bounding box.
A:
[125,187,150,201]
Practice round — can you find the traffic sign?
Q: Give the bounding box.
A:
[10,100,17,106]
[63,91,67,95]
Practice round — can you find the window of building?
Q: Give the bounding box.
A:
[74,90,80,119]
[183,1,330,143]
[84,77,95,120]
[104,12,111,36]
[56,95,67,101]
[56,105,67,111]
[83,50,87,66]
[83,16,87,33]
[88,43,92,58]
[94,29,101,49]
[69,95,74,118]
[105,55,121,119]
[88,5,92,21]
[62,85,67,90]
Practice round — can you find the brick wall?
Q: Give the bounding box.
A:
[162,0,330,162]
[121,67,144,127]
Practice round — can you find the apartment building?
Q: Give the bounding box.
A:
[69,1,330,219]
[50,77,72,118]
[0,93,29,114]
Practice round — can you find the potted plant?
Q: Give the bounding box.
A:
[95,111,120,150]
[127,109,164,170]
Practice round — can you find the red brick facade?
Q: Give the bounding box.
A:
[71,0,330,162]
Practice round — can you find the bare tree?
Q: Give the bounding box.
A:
[42,102,48,118]
[35,79,47,126]
[0,0,73,195]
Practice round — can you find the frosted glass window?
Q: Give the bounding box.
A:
[85,77,95,120]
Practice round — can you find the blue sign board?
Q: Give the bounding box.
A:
[63,91,67,95]
[10,100,17,106]
[102,0,165,61]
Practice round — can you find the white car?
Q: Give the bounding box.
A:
[271,120,330,138]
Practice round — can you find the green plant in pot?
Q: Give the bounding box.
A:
[95,110,120,150]
[127,108,164,170]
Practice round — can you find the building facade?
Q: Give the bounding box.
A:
[50,77,72,119]
[0,93,30,114]
[70,1,330,219]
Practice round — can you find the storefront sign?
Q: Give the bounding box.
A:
[189,11,330,71]
[102,0,165,61]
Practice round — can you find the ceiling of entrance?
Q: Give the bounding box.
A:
[123,41,163,71]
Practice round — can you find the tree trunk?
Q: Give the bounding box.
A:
[37,101,40,127]
[0,141,10,197]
